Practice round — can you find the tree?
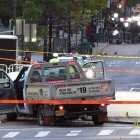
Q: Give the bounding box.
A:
[126,0,140,7]
[0,0,107,53]
[0,0,23,27]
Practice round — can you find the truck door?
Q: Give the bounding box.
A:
[14,67,28,100]
[0,70,16,114]
[82,61,104,80]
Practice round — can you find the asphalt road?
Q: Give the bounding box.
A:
[100,44,140,117]
[0,120,139,140]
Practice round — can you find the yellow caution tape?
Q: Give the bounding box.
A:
[1,48,140,59]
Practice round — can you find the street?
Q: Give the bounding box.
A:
[99,44,140,117]
[0,120,139,140]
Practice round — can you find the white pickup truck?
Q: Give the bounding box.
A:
[0,60,115,126]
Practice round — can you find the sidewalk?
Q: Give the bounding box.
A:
[108,116,140,125]
[98,44,140,56]
[92,42,109,54]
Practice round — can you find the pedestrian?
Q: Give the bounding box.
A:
[49,53,59,63]
[23,52,31,64]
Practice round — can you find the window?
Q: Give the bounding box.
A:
[44,66,67,81]
[30,69,42,83]
[82,61,104,79]
[0,71,10,88]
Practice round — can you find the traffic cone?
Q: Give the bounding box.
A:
[125,112,129,118]
[134,120,139,127]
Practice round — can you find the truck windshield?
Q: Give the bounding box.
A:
[82,61,104,79]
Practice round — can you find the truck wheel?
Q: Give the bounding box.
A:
[7,113,17,121]
[92,115,105,125]
[37,105,46,126]
[37,105,55,126]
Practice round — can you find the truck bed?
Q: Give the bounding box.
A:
[25,79,115,100]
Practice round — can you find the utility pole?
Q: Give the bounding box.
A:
[48,16,52,53]
[46,15,53,61]
[67,21,71,53]
[13,0,17,34]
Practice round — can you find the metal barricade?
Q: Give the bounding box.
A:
[0,64,8,73]
[8,64,24,73]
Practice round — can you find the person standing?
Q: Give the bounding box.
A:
[49,53,59,63]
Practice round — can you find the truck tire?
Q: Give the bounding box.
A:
[7,113,17,121]
[92,115,105,125]
[37,105,46,126]
[37,105,55,126]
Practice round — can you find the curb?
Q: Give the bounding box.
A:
[108,117,140,125]
[97,43,110,54]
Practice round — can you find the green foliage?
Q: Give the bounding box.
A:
[0,0,23,18]
[23,0,43,23]
[24,42,42,51]
[0,0,107,51]
[126,0,140,7]
[37,25,48,38]
[0,0,12,17]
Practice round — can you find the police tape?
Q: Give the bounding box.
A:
[0,57,139,73]
[0,100,140,104]
[1,48,140,59]
[1,58,140,75]
[0,58,35,64]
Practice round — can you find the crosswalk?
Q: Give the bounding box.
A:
[0,128,140,138]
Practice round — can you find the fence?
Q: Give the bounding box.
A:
[0,64,25,73]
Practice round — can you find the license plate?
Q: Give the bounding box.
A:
[55,110,65,116]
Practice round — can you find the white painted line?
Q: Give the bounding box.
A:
[129,129,140,135]
[35,131,50,137]
[2,132,20,138]
[97,130,114,136]
[66,130,81,136]
[70,130,81,133]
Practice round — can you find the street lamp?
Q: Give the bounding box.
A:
[127,17,132,22]
[112,17,115,21]
[112,29,119,36]
[120,17,124,22]
[118,4,122,9]
[12,0,17,34]
[114,13,119,18]
[137,21,140,26]
[124,22,129,28]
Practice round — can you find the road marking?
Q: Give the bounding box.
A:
[97,130,114,135]
[2,132,20,138]
[66,130,81,136]
[35,131,50,137]
[129,129,140,135]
